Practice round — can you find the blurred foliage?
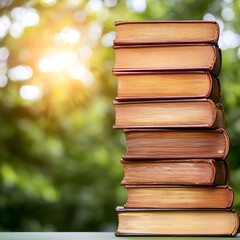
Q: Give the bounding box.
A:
[0,0,240,232]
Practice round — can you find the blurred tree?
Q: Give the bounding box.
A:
[0,0,239,231]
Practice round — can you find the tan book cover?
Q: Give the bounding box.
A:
[115,20,219,44]
[124,185,233,209]
[121,159,229,186]
[114,99,224,129]
[123,128,229,160]
[114,71,220,102]
[113,44,221,76]
[116,207,239,236]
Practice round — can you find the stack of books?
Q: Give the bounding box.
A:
[112,20,239,236]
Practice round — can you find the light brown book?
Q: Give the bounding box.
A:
[123,128,229,160]
[114,99,224,129]
[124,185,233,209]
[116,207,239,236]
[114,71,220,102]
[121,159,229,186]
[113,44,221,76]
[114,20,219,45]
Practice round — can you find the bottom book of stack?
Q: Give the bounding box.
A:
[116,207,239,236]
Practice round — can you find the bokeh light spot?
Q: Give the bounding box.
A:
[86,0,103,12]
[0,15,11,39]
[8,65,33,81]
[38,51,78,73]
[101,31,116,47]
[0,47,9,61]
[221,7,235,21]
[127,0,146,12]
[0,75,8,88]
[20,85,42,101]
[55,27,81,45]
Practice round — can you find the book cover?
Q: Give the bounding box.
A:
[115,20,219,44]
[123,128,229,160]
[116,207,239,236]
[123,185,233,209]
[114,71,220,102]
[113,44,221,76]
[121,159,229,186]
[114,99,224,129]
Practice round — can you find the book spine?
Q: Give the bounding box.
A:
[231,209,240,236]
[211,46,222,76]
[208,73,221,103]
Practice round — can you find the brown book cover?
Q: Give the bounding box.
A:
[121,159,229,186]
[114,20,219,45]
[114,71,220,102]
[123,185,233,209]
[113,44,221,76]
[114,99,224,129]
[116,207,239,236]
[123,128,229,160]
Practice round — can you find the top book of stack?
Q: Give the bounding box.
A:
[114,20,219,45]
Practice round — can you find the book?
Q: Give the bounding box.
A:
[114,20,219,45]
[121,159,229,186]
[123,185,233,209]
[123,128,229,160]
[114,71,220,102]
[116,207,239,236]
[114,99,224,129]
[113,44,221,76]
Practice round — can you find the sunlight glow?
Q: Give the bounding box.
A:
[38,51,78,73]
[82,71,94,85]
[55,27,81,44]
[69,65,94,85]
[8,65,33,81]
[0,15,11,39]
[69,65,87,79]
[20,85,42,101]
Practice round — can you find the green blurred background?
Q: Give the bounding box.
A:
[0,0,240,232]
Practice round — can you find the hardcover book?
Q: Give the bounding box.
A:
[114,71,220,102]
[123,185,233,209]
[123,128,229,160]
[116,207,239,236]
[121,159,229,186]
[113,44,221,76]
[114,20,219,44]
[114,99,224,129]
